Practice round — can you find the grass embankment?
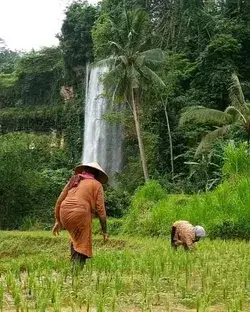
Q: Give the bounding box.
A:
[123,144,250,238]
[1,231,250,311]
[122,178,250,238]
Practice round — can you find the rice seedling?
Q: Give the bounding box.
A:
[0,282,3,312]
[1,231,250,311]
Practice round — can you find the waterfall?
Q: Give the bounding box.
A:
[83,65,123,182]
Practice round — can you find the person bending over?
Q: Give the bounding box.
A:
[171,220,205,250]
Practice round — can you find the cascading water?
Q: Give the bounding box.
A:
[83,65,123,183]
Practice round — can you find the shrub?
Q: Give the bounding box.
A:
[104,186,130,218]
[223,142,250,178]
[122,180,167,235]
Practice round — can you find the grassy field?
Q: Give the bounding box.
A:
[1,231,250,312]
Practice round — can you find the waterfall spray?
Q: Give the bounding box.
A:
[83,65,123,183]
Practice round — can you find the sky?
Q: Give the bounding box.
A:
[0,0,99,51]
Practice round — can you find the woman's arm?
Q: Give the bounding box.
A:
[95,185,108,240]
[54,183,69,222]
[52,183,69,236]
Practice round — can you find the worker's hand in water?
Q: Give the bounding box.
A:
[52,221,62,236]
[103,232,109,243]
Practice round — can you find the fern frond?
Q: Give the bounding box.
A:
[195,125,230,157]
[229,73,246,111]
[179,106,233,126]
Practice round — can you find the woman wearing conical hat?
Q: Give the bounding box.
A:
[52,162,109,268]
[171,220,205,250]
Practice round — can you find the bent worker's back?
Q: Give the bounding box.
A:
[172,220,196,250]
[60,178,106,258]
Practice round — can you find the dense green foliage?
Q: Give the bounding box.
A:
[93,0,250,191]
[15,47,63,107]
[0,133,71,229]
[180,73,250,156]
[59,1,97,86]
[0,47,63,108]
[1,0,250,231]
[0,40,19,74]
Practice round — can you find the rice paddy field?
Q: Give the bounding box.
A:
[1,231,250,312]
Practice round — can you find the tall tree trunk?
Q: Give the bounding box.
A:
[162,98,174,180]
[131,88,149,181]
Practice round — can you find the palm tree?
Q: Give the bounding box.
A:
[97,8,165,181]
[179,73,250,156]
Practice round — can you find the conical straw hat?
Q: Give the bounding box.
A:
[74,162,108,184]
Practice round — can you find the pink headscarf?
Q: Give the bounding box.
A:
[68,172,95,189]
